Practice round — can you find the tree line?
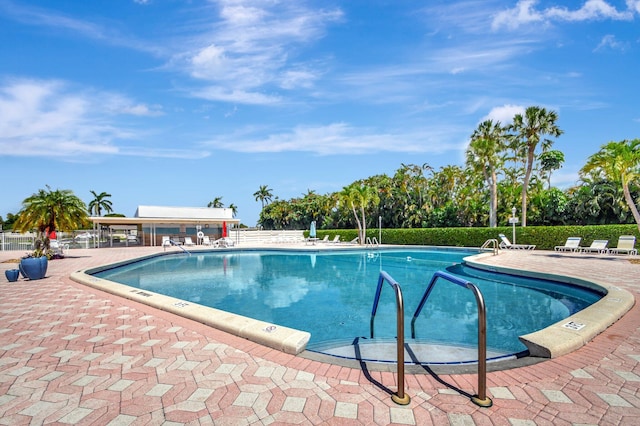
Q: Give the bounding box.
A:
[256,107,640,236]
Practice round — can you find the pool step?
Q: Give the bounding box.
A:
[306,337,515,365]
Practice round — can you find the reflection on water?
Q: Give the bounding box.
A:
[93,249,602,353]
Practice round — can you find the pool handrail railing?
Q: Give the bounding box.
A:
[411,270,493,408]
[370,270,410,406]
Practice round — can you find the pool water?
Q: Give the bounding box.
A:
[92,248,603,355]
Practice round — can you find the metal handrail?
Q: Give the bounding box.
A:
[410,271,492,408]
[481,239,499,255]
[169,239,192,256]
[370,271,411,405]
[365,236,379,247]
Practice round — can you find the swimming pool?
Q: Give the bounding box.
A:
[89,248,603,362]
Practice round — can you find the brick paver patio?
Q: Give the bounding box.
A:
[1,246,639,425]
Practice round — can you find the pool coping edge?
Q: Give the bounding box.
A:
[465,252,635,358]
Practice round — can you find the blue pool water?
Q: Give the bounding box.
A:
[91,248,603,355]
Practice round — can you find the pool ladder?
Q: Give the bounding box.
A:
[370,270,493,408]
[365,236,379,247]
[481,238,499,255]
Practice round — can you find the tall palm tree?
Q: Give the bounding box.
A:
[580,139,640,231]
[508,106,563,226]
[88,190,113,216]
[207,197,224,208]
[466,119,506,227]
[253,185,273,209]
[228,203,238,218]
[13,186,88,235]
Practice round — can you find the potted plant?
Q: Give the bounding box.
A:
[19,237,50,280]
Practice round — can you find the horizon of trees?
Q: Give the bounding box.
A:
[256,108,639,234]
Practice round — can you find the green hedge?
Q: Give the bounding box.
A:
[314,224,640,251]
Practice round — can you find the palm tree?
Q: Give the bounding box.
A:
[539,150,565,189]
[580,139,640,231]
[466,120,506,227]
[508,106,563,226]
[207,197,224,208]
[254,185,273,209]
[13,186,88,235]
[88,190,113,216]
[228,203,238,218]
[339,183,380,244]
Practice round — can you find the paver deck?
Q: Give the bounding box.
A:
[1,246,639,425]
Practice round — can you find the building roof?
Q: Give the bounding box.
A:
[89,205,240,227]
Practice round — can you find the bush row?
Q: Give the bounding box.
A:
[315,224,640,251]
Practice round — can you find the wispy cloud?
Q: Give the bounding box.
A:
[171,0,343,105]
[0,0,163,54]
[594,34,627,51]
[492,0,639,31]
[201,122,466,155]
[0,78,201,159]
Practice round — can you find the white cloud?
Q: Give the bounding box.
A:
[174,0,343,104]
[492,0,638,30]
[594,34,626,51]
[483,104,525,125]
[0,78,191,159]
[201,122,464,155]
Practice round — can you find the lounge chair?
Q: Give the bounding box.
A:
[201,236,213,246]
[580,240,609,254]
[161,236,172,247]
[318,235,330,243]
[330,235,341,244]
[555,237,582,252]
[183,237,195,246]
[215,237,235,248]
[49,239,67,256]
[498,234,535,250]
[609,235,637,255]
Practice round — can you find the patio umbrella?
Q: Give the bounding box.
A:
[310,221,316,238]
[222,221,228,238]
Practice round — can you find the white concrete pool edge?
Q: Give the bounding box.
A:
[70,269,311,355]
[465,252,635,358]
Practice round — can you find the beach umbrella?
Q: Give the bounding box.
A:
[310,221,316,238]
[222,221,228,238]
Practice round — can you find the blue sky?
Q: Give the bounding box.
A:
[1,0,639,227]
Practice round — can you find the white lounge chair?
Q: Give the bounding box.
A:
[330,235,341,244]
[201,236,213,246]
[580,240,608,254]
[215,237,235,248]
[609,235,637,255]
[161,236,172,247]
[49,239,67,256]
[555,237,582,252]
[498,234,535,250]
[318,235,330,243]
[183,236,195,246]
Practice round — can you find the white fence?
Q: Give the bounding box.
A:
[233,229,306,245]
[0,232,36,252]
[1,229,308,251]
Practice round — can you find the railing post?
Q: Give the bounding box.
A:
[370,271,411,405]
[411,271,493,408]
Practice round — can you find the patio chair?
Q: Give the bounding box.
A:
[608,235,637,255]
[498,234,536,250]
[183,236,195,246]
[202,236,213,246]
[318,235,330,243]
[49,239,67,256]
[330,235,341,244]
[580,240,609,254]
[161,236,172,247]
[554,237,582,252]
